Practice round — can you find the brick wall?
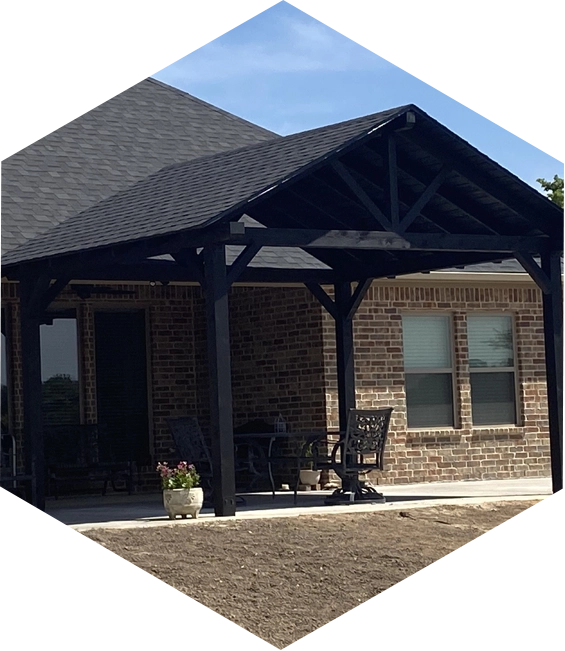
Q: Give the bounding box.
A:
[1,279,551,492]
[322,283,550,485]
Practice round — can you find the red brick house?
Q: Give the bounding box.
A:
[1,79,562,515]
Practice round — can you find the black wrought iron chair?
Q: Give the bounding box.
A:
[166,416,249,505]
[315,407,393,505]
[45,424,136,498]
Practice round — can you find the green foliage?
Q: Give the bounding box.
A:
[156,461,200,490]
[537,175,564,208]
[42,374,80,427]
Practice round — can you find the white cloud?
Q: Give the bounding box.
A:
[156,14,388,84]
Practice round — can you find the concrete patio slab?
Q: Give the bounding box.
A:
[45,476,551,531]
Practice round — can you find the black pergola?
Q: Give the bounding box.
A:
[2,105,562,515]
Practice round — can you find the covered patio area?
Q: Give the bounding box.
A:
[48,477,551,530]
[2,104,562,515]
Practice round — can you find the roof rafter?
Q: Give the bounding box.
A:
[403,128,559,236]
[359,143,501,236]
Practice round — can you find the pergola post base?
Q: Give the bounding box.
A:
[324,485,386,505]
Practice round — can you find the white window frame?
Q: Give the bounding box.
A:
[467,312,520,427]
[402,312,458,430]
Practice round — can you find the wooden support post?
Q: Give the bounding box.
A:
[203,244,237,516]
[541,251,563,493]
[334,282,356,433]
[19,277,46,510]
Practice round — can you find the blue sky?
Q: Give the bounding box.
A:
[153,0,564,187]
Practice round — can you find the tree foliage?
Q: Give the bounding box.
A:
[537,174,564,208]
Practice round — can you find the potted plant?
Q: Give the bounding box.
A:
[156,461,204,519]
[299,443,321,488]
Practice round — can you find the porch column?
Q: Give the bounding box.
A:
[541,251,563,493]
[203,243,237,516]
[19,278,45,510]
[334,282,356,431]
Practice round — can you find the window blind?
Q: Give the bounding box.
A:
[468,315,514,368]
[470,372,516,425]
[403,315,451,369]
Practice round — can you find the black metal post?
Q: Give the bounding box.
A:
[19,277,46,510]
[203,243,237,516]
[334,282,356,432]
[541,251,563,493]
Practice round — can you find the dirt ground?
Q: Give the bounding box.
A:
[84,500,538,648]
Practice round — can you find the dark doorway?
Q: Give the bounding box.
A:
[95,310,150,464]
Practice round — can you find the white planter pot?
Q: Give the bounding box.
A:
[163,487,204,519]
[299,469,321,487]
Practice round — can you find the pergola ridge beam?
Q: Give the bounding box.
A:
[400,166,451,232]
[331,160,392,231]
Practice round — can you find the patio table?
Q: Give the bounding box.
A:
[233,431,340,498]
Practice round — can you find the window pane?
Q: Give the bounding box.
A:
[40,317,80,427]
[403,315,451,369]
[468,315,514,368]
[1,309,8,432]
[470,372,516,425]
[405,373,454,428]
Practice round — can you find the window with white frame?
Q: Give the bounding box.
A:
[402,315,455,428]
[467,314,517,426]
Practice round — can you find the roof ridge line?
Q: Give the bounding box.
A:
[147,77,278,139]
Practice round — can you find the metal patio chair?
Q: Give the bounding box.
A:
[166,416,250,505]
[318,407,393,504]
[45,424,136,498]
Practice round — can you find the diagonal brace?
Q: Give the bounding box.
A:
[331,160,392,231]
[515,253,552,294]
[305,282,338,319]
[173,248,204,285]
[226,243,262,286]
[307,278,373,321]
[400,166,450,231]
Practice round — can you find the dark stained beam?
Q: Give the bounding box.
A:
[173,248,204,285]
[327,155,451,235]
[203,243,237,517]
[226,243,261,286]
[400,167,451,232]
[404,129,560,236]
[19,277,47,510]
[359,144,502,236]
[331,160,391,231]
[363,251,518,280]
[541,251,563,493]
[334,282,356,433]
[247,199,371,278]
[386,134,400,228]
[305,282,337,319]
[29,260,340,285]
[217,227,549,254]
[346,278,373,321]
[514,253,551,294]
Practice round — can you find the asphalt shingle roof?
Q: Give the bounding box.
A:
[2,106,407,267]
[1,78,276,255]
